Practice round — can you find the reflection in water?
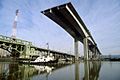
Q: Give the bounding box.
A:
[75,61,79,80]
[0,62,72,80]
[0,63,21,80]
[0,63,9,80]
[0,61,119,80]
[0,61,102,80]
[74,61,101,80]
[33,65,54,79]
[83,61,101,80]
[0,63,54,80]
[16,64,54,80]
[84,61,90,80]
[8,63,19,80]
[1,61,120,80]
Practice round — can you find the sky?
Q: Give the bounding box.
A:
[0,0,120,56]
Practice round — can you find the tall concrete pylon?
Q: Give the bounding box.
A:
[74,39,79,61]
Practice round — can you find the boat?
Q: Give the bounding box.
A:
[19,55,58,65]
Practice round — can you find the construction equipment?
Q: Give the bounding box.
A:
[11,9,19,38]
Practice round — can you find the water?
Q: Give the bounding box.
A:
[0,61,120,80]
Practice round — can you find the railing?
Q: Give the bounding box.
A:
[0,35,32,45]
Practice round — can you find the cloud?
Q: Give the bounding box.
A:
[0,0,3,9]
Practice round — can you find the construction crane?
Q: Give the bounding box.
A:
[11,9,19,38]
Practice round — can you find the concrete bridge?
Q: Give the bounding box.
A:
[0,35,75,60]
[0,2,101,61]
[41,2,101,60]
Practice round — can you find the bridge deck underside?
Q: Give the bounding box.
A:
[42,3,101,54]
[42,3,88,42]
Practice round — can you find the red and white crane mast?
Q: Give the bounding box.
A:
[11,9,19,38]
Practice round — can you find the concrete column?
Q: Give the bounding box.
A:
[92,46,96,58]
[89,50,92,60]
[83,37,89,60]
[23,45,30,58]
[95,50,98,58]
[94,46,97,59]
[74,39,79,61]
[94,46,97,55]
[47,43,50,56]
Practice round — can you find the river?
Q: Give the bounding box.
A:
[0,61,120,80]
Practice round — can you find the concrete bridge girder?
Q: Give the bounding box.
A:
[41,2,101,61]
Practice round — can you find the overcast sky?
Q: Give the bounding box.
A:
[0,0,120,55]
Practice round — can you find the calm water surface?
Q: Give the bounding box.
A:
[0,61,120,80]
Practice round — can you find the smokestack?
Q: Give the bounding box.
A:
[12,9,19,38]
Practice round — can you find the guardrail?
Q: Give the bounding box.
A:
[0,35,32,45]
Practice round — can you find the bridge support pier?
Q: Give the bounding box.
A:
[92,46,97,60]
[83,37,89,60]
[74,39,79,61]
[23,45,30,58]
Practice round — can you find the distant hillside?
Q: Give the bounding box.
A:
[111,55,120,58]
[101,55,120,58]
